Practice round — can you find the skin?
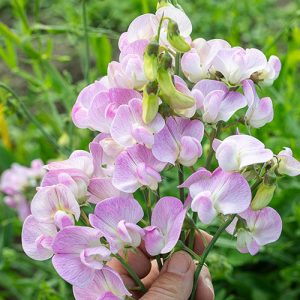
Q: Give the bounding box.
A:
[108,231,214,300]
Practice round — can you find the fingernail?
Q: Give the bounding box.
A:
[204,276,215,299]
[167,251,191,275]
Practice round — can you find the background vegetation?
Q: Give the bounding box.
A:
[0,0,300,299]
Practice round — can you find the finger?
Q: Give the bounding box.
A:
[193,231,213,255]
[142,259,160,289]
[195,265,214,300]
[141,251,195,300]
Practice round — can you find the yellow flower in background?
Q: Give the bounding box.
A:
[0,103,11,149]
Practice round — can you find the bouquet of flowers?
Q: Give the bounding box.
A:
[21,1,300,299]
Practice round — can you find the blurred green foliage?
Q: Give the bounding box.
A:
[0,0,300,299]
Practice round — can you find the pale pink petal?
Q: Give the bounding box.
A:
[191,191,216,224]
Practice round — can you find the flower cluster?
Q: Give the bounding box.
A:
[21,1,300,299]
[0,159,45,220]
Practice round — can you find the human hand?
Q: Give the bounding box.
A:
[108,232,214,300]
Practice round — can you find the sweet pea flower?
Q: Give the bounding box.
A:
[181,38,231,82]
[192,80,247,123]
[110,98,165,148]
[89,196,144,253]
[143,197,186,256]
[5,195,30,221]
[52,226,111,287]
[73,267,131,300]
[42,151,93,201]
[227,207,282,255]
[88,88,142,132]
[22,215,57,260]
[213,134,273,172]
[276,147,300,176]
[242,80,273,128]
[113,144,166,193]
[179,168,251,224]
[126,5,192,44]
[31,184,80,229]
[212,47,268,86]
[152,116,204,167]
[89,133,124,178]
[72,77,109,129]
[256,55,281,86]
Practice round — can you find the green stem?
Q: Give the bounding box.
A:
[156,255,163,271]
[175,52,181,76]
[188,212,198,249]
[190,214,236,300]
[82,0,90,83]
[147,188,152,223]
[177,240,202,262]
[205,124,221,170]
[0,82,70,156]
[113,254,146,293]
[178,164,185,202]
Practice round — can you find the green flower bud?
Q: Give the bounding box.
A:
[144,41,159,81]
[167,19,191,53]
[251,180,277,211]
[157,66,195,110]
[142,81,160,124]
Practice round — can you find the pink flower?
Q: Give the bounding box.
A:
[73,267,131,300]
[211,47,268,85]
[227,207,282,255]
[88,88,142,133]
[5,195,31,221]
[180,168,251,224]
[192,80,247,123]
[213,134,273,172]
[113,144,166,193]
[89,196,144,253]
[110,98,165,148]
[31,184,80,229]
[22,215,57,260]
[276,147,300,176]
[181,38,231,82]
[52,226,111,287]
[143,197,186,256]
[257,55,281,86]
[152,116,204,167]
[72,78,109,129]
[42,151,93,201]
[243,80,273,128]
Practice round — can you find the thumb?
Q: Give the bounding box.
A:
[141,251,195,300]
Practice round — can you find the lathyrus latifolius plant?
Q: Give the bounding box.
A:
[0,159,45,221]
[21,1,300,299]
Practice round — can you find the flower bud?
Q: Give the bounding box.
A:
[251,180,277,211]
[144,41,159,81]
[167,19,191,53]
[142,81,160,124]
[156,0,170,9]
[157,60,195,110]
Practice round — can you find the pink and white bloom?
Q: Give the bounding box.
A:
[257,55,281,86]
[276,147,300,176]
[213,134,273,172]
[227,207,282,255]
[73,267,131,300]
[31,184,80,229]
[126,5,192,44]
[152,116,204,167]
[42,151,93,201]
[22,215,57,260]
[243,80,273,128]
[180,168,251,224]
[212,47,268,85]
[143,197,186,256]
[181,38,231,82]
[192,80,247,123]
[52,226,111,287]
[88,88,142,133]
[90,196,144,253]
[113,145,166,193]
[110,98,164,148]
[72,78,109,129]
[89,133,124,178]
